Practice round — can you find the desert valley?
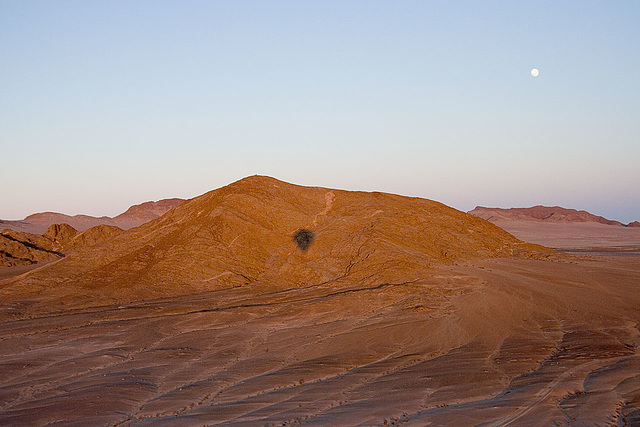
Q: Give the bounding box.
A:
[1,176,639,426]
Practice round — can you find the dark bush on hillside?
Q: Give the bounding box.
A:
[293,229,314,251]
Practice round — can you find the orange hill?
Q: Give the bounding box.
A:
[2,176,550,314]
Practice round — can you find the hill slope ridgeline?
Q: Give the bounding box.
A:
[3,176,550,310]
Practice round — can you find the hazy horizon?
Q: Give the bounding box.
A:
[2,1,639,223]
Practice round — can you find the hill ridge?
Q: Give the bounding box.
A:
[3,176,551,314]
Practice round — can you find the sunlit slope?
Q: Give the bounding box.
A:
[5,176,548,305]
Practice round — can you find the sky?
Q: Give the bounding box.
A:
[1,1,639,223]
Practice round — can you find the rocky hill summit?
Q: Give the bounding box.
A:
[469,206,628,226]
[0,198,185,234]
[5,176,550,309]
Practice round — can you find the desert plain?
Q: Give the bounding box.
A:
[1,176,639,426]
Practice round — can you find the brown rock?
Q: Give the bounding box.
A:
[43,223,79,251]
[0,223,123,268]
[0,230,63,267]
[1,228,52,250]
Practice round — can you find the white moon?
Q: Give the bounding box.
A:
[531,68,539,77]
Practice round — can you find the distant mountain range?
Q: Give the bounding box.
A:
[0,198,186,235]
[3,194,639,269]
[469,206,639,227]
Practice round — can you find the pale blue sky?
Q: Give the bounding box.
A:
[1,1,639,223]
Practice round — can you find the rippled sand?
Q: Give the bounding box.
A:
[1,256,639,426]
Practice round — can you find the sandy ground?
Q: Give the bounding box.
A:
[0,264,42,281]
[492,221,640,253]
[1,255,639,426]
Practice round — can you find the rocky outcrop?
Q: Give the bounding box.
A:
[0,229,65,267]
[43,224,79,251]
[1,223,124,267]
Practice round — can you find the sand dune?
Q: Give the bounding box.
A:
[1,177,639,425]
